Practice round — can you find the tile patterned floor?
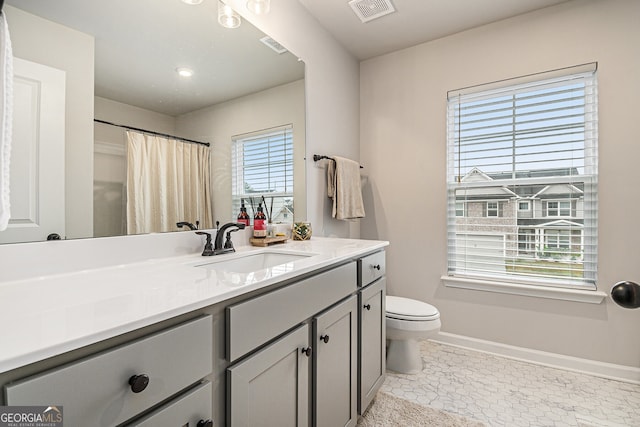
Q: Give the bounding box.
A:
[381,341,640,427]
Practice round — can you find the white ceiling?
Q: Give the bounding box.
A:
[5,0,571,116]
[6,0,304,116]
[298,0,571,60]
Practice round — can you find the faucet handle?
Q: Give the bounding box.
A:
[195,231,214,256]
[224,228,242,250]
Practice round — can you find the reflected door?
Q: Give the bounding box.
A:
[0,58,66,244]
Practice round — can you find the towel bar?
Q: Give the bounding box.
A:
[313,154,363,168]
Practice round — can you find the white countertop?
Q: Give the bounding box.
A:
[0,237,387,373]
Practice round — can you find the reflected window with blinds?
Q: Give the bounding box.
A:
[446,64,598,289]
[232,125,294,224]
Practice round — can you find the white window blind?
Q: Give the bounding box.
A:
[231,125,294,223]
[446,64,598,289]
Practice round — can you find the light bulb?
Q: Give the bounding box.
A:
[218,1,242,28]
[246,0,270,14]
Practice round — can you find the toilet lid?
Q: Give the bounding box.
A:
[386,296,440,321]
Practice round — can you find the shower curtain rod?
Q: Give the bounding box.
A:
[94,119,210,147]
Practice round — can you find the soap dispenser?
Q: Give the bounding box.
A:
[253,203,267,238]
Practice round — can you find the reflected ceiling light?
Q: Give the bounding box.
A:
[218,1,242,28]
[181,0,203,5]
[176,67,194,77]
[246,0,270,14]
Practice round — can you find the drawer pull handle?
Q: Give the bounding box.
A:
[301,347,313,357]
[128,374,150,393]
[197,420,213,427]
[363,304,371,311]
[320,334,330,343]
[372,264,381,271]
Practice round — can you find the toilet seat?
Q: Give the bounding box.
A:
[386,296,440,321]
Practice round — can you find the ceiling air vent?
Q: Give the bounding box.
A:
[348,0,396,23]
[260,36,288,54]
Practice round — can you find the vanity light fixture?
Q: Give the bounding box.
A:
[181,0,203,5]
[176,67,194,77]
[218,1,242,28]
[246,0,270,14]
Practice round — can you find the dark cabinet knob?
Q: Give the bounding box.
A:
[372,264,381,271]
[363,304,371,311]
[320,335,330,344]
[197,420,213,427]
[128,374,149,393]
[301,347,312,357]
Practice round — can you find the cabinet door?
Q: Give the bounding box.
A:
[227,324,310,427]
[359,278,386,414]
[314,296,358,427]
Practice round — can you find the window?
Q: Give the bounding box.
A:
[546,200,572,217]
[446,64,598,289]
[455,202,465,217]
[487,202,498,217]
[231,125,294,223]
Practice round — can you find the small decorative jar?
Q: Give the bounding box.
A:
[292,222,312,241]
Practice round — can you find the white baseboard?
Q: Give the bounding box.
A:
[431,332,640,385]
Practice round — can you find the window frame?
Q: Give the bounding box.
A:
[445,64,598,294]
[231,125,294,224]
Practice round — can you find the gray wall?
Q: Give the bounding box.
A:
[176,80,306,225]
[226,0,361,239]
[360,0,640,367]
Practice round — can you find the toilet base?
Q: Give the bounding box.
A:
[386,338,423,374]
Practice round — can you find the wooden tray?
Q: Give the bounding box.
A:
[249,236,288,247]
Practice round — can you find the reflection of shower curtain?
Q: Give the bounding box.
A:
[126,131,213,234]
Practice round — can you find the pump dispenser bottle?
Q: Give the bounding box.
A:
[237,202,250,227]
[253,203,267,238]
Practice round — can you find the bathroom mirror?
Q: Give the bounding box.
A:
[2,0,305,244]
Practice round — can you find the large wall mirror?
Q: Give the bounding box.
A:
[2,0,305,244]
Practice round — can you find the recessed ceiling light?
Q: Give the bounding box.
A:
[181,0,203,5]
[176,67,194,77]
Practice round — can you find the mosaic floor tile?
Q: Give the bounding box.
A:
[381,341,640,427]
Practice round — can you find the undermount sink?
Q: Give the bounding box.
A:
[194,251,314,274]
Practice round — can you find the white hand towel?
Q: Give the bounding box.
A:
[0,12,13,231]
[327,156,365,220]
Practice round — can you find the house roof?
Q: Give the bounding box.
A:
[459,167,585,200]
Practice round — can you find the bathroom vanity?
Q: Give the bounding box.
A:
[0,236,387,426]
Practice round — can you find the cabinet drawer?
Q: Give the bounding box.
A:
[358,251,385,287]
[5,316,213,427]
[127,381,212,427]
[227,262,356,362]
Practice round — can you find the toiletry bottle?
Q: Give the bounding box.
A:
[253,203,267,238]
[237,202,250,226]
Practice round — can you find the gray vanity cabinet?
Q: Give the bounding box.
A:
[314,295,358,427]
[358,277,386,414]
[4,316,213,427]
[357,251,386,414]
[227,324,310,427]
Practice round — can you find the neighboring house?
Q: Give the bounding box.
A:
[455,167,584,264]
[271,203,294,224]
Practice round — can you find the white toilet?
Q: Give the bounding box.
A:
[385,295,441,374]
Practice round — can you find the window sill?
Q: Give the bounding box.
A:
[441,275,607,304]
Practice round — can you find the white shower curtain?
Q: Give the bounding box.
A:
[126,131,213,234]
